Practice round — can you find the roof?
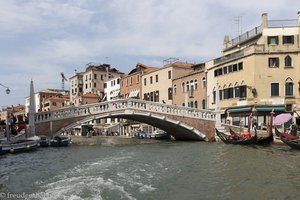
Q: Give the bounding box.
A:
[164,61,194,68]
[127,63,159,76]
[81,93,99,98]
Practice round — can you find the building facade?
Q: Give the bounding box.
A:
[69,63,125,105]
[172,63,207,109]
[120,63,158,99]
[206,12,300,127]
[142,61,194,105]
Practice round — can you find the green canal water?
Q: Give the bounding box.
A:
[0,141,299,200]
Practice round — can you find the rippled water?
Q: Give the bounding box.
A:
[0,141,299,200]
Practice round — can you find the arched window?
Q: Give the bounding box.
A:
[190,101,194,108]
[182,82,185,92]
[195,100,198,108]
[173,84,177,95]
[202,99,206,109]
[186,81,190,91]
[194,80,198,90]
[285,78,294,96]
[285,55,292,67]
[202,77,206,88]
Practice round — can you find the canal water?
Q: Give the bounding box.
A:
[0,141,299,200]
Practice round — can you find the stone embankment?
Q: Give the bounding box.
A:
[70,135,162,146]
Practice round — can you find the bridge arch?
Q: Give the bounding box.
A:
[34,99,217,141]
[59,110,207,141]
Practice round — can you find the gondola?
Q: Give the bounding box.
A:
[229,111,274,145]
[275,127,300,150]
[215,128,257,145]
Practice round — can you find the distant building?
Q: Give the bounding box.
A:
[69,63,125,105]
[25,89,69,112]
[104,77,122,101]
[172,63,206,109]
[120,63,158,99]
[142,60,194,105]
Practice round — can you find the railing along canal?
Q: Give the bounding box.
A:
[34,99,216,123]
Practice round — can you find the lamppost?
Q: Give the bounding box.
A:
[0,83,10,141]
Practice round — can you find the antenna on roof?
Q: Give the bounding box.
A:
[234,15,243,36]
[163,57,179,65]
[60,72,67,91]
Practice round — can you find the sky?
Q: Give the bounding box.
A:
[0,0,299,107]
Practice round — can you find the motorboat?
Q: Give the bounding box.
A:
[50,135,71,147]
[152,130,171,140]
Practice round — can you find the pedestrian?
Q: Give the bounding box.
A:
[290,122,297,136]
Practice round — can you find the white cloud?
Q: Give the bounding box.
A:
[0,0,299,106]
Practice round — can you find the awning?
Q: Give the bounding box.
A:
[227,107,252,113]
[129,89,139,98]
[110,91,120,98]
[255,106,285,112]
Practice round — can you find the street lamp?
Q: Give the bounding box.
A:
[0,83,10,95]
[0,83,11,141]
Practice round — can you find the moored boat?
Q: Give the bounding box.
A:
[39,135,50,147]
[50,135,71,147]
[1,139,39,154]
[152,130,171,140]
[215,128,257,145]
[276,128,300,150]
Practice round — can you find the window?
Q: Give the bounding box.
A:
[233,64,238,72]
[94,82,96,88]
[126,79,128,86]
[101,74,104,80]
[130,77,132,85]
[234,86,240,98]
[268,36,278,45]
[214,70,218,77]
[117,78,120,84]
[150,76,153,84]
[285,56,292,67]
[168,71,171,79]
[202,77,206,88]
[94,74,97,79]
[137,75,140,83]
[194,80,198,90]
[156,74,158,82]
[144,78,147,86]
[195,101,198,108]
[202,99,206,109]
[186,81,190,91]
[173,84,177,95]
[168,87,172,100]
[285,79,294,96]
[223,67,228,74]
[238,62,243,70]
[269,57,279,68]
[228,65,233,72]
[235,85,247,99]
[271,83,279,96]
[283,35,294,44]
[182,82,185,92]
[218,68,223,76]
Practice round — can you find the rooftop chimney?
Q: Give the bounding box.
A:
[262,13,268,29]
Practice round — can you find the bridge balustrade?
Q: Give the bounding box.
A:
[34,99,216,123]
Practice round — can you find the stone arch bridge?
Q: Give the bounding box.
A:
[34,99,217,141]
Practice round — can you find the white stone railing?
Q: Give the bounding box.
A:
[34,99,216,124]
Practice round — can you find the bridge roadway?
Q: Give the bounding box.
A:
[34,99,217,141]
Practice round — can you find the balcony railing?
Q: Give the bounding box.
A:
[213,50,244,65]
[230,25,262,47]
